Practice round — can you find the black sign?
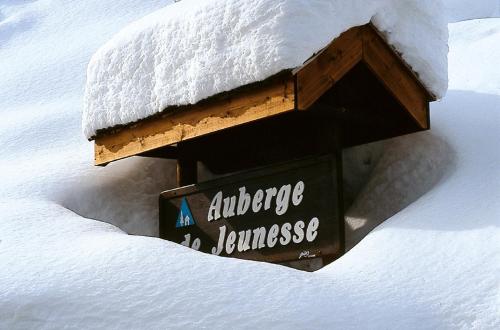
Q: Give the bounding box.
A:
[159,155,344,266]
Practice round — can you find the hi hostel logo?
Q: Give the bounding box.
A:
[176,197,196,228]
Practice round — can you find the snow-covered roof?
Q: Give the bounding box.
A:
[83,0,449,139]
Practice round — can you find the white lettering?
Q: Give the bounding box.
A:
[209,218,319,256]
[208,180,305,219]
[237,230,252,252]
[264,187,277,210]
[181,233,191,247]
[237,186,251,215]
[208,191,222,221]
[279,222,292,245]
[252,227,266,249]
[275,184,291,215]
[211,225,226,255]
[222,196,236,218]
[191,238,201,250]
[252,189,264,213]
[293,221,305,243]
[267,224,279,248]
[306,217,319,242]
[225,231,237,254]
[292,181,305,206]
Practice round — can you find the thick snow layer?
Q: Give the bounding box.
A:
[445,0,500,22]
[82,0,449,138]
[0,0,499,328]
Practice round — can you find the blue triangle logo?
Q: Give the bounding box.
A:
[176,197,196,228]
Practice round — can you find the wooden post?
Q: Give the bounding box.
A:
[315,113,345,265]
[160,151,197,239]
[176,148,198,187]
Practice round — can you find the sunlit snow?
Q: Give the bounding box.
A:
[0,1,499,329]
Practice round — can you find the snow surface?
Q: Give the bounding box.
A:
[82,0,449,138]
[0,1,499,329]
[445,0,500,22]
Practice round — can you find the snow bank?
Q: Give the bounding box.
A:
[448,18,500,95]
[82,0,448,138]
[1,0,499,328]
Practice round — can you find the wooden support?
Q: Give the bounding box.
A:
[294,27,363,110]
[361,25,432,129]
[176,157,197,187]
[315,115,345,265]
[295,24,432,128]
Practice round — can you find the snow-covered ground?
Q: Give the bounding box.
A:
[0,1,499,329]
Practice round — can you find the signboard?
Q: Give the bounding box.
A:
[159,155,344,268]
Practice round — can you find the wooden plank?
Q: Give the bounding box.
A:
[95,77,295,165]
[295,26,363,110]
[361,25,430,129]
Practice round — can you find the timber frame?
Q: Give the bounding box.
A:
[93,23,435,167]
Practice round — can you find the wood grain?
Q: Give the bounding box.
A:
[295,27,363,110]
[95,77,295,165]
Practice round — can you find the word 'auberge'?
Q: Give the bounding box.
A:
[208,181,305,221]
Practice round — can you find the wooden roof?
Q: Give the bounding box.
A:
[93,23,434,166]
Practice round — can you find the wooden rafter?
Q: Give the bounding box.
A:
[294,26,363,110]
[295,24,433,128]
[361,25,431,129]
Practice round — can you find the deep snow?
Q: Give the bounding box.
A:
[445,0,500,22]
[0,1,499,329]
[82,0,449,138]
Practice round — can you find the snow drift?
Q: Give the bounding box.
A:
[0,0,499,329]
[445,0,500,22]
[82,0,448,138]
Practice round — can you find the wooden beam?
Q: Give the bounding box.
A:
[361,25,430,129]
[94,76,295,165]
[294,26,363,110]
[138,146,178,159]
